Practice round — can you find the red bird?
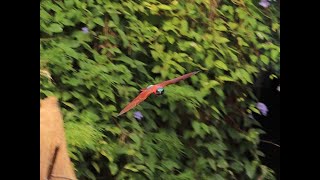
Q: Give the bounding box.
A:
[117,71,200,116]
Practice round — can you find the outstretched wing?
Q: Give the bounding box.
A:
[159,71,200,87]
[117,89,154,116]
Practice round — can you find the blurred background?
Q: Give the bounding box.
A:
[40,0,280,179]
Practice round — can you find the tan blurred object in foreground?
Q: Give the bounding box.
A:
[40,97,77,180]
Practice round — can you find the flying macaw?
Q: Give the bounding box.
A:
[117,71,200,116]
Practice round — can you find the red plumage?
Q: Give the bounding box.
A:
[117,71,200,116]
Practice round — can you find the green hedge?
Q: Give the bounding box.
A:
[40,0,279,179]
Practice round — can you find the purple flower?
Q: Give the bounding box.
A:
[81,27,89,34]
[259,0,270,8]
[256,102,268,116]
[133,111,143,120]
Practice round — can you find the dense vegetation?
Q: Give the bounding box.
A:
[40,0,280,179]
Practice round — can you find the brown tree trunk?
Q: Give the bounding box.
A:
[40,97,77,180]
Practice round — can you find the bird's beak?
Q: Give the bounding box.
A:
[194,70,201,74]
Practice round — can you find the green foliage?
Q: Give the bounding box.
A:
[40,0,279,179]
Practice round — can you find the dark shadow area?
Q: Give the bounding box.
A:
[254,73,280,179]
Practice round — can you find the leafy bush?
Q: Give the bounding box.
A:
[40,0,279,179]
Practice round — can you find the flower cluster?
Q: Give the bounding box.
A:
[81,27,89,34]
[259,0,271,8]
[133,111,143,120]
[256,102,268,116]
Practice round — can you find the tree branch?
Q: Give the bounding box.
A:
[261,140,280,148]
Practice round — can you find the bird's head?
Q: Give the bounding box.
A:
[155,87,165,95]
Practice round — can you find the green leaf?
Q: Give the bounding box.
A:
[245,160,258,179]
[62,101,77,110]
[227,22,238,30]
[217,158,228,168]
[64,0,74,7]
[236,8,247,19]
[152,65,162,73]
[270,49,279,60]
[269,74,278,80]
[62,92,72,101]
[166,36,175,44]
[230,161,243,172]
[92,162,100,173]
[163,160,180,170]
[248,18,257,28]
[260,55,269,65]
[192,121,201,134]
[257,24,270,33]
[117,28,129,47]
[257,150,265,157]
[272,23,280,32]
[212,174,224,180]
[218,75,235,82]
[124,163,146,172]
[200,123,210,134]
[109,162,119,175]
[84,169,96,180]
[61,18,74,26]
[181,20,189,33]
[109,12,120,25]
[237,37,249,47]
[48,23,63,33]
[214,60,228,70]
[129,133,141,145]
[158,4,172,10]
[116,55,135,67]
[204,80,220,89]
[100,151,114,162]
[216,36,230,43]
[240,69,253,84]
[211,105,221,116]
[255,32,264,39]
[215,25,227,31]
[249,55,258,62]
[229,51,238,62]
[205,54,214,68]
[94,17,105,27]
[86,110,100,121]
[249,105,260,114]
[208,159,217,171]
